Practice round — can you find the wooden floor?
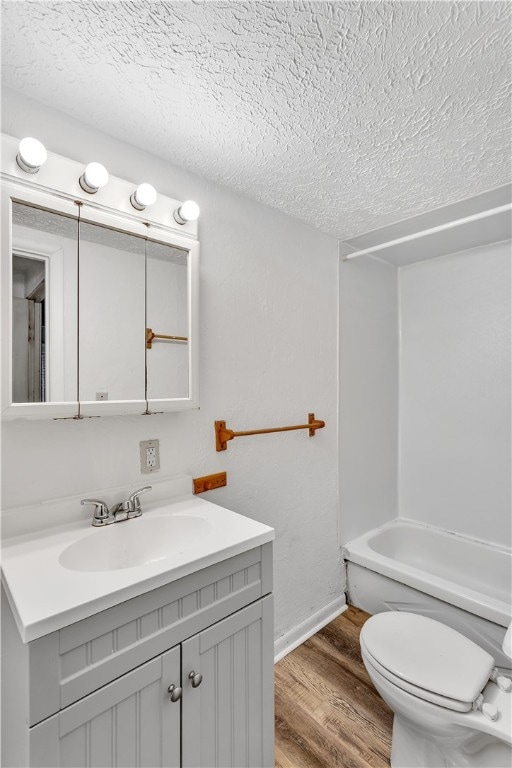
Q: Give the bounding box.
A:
[275,605,393,768]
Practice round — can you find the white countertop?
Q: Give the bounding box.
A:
[1,477,274,642]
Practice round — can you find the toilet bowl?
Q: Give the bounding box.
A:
[360,612,512,768]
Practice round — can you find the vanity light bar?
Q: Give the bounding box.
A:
[10,135,199,228]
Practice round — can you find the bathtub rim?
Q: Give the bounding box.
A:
[343,518,511,628]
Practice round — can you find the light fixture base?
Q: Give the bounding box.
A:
[79,175,98,194]
[16,154,40,174]
[130,192,146,211]
[173,209,187,225]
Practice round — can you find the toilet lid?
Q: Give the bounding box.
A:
[361,612,495,705]
[361,640,474,711]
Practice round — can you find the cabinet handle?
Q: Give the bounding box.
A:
[168,684,182,702]
[188,670,203,688]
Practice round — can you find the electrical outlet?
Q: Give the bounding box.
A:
[147,447,157,467]
[140,439,160,474]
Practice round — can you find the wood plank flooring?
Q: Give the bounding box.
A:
[275,605,393,768]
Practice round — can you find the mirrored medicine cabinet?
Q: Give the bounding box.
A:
[1,146,199,420]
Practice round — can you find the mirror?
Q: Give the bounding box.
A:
[11,201,78,404]
[146,239,189,401]
[3,181,199,420]
[78,221,146,404]
[12,254,46,402]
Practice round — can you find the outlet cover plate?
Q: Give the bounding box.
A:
[140,439,160,474]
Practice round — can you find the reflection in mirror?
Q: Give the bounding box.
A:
[146,240,189,400]
[12,255,45,402]
[78,222,146,403]
[11,202,78,403]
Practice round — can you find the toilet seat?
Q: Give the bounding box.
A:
[360,612,495,712]
[362,637,475,712]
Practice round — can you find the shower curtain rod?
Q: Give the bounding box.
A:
[341,203,512,261]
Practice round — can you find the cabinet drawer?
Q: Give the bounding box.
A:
[27,543,272,725]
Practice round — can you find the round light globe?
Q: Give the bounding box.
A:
[17,137,48,173]
[80,162,109,194]
[84,162,109,190]
[135,183,157,208]
[174,200,200,224]
[180,200,200,221]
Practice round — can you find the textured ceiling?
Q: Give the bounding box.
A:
[2,1,511,239]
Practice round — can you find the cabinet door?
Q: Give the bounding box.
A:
[182,595,274,768]
[29,646,181,768]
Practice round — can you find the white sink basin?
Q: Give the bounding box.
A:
[1,476,274,641]
[59,514,212,572]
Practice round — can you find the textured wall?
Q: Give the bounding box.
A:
[2,1,511,238]
[339,255,399,544]
[1,91,343,643]
[399,241,511,546]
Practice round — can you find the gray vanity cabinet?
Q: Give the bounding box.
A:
[182,598,273,768]
[30,646,181,768]
[1,543,274,768]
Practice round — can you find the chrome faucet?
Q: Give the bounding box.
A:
[110,486,152,521]
[80,498,112,526]
[81,486,152,526]
[127,486,152,515]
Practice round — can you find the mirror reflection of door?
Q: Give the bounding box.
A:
[12,255,46,402]
[146,240,189,400]
[11,202,78,404]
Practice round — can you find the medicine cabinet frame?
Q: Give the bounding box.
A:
[1,135,199,420]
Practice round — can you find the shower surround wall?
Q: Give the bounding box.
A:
[340,239,511,550]
[339,255,399,544]
[399,240,511,547]
[1,88,344,648]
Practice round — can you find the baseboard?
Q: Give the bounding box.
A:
[274,595,347,663]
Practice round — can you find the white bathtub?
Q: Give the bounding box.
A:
[343,519,512,669]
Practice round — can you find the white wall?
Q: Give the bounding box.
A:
[339,255,399,543]
[399,241,512,546]
[1,89,343,643]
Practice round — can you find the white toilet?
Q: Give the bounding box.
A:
[360,612,512,768]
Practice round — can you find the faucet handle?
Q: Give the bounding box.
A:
[81,498,111,525]
[127,486,152,515]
